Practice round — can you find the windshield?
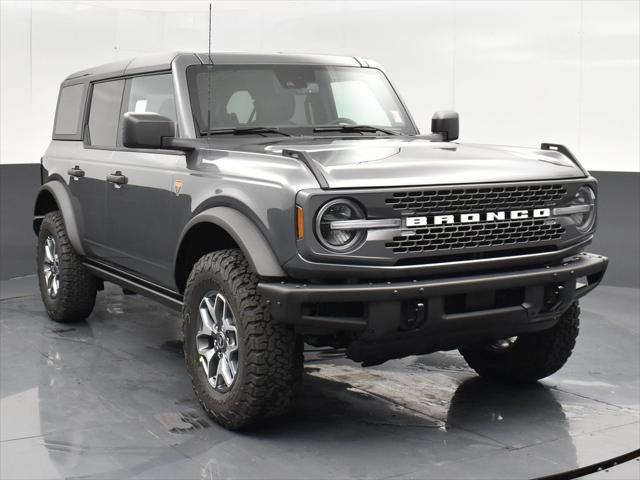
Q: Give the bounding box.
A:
[186,64,416,136]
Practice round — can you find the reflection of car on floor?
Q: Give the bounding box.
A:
[33,52,607,429]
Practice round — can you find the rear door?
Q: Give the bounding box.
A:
[65,79,125,259]
[104,73,184,285]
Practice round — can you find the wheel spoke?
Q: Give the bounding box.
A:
[196,331,211,354]
[45,238,55,262]
[213,294,225,325]
[225,352,237,376]
[218,355,234,387]
[198,307,215,335]
[203,297,218,329]
[201,348,217,377]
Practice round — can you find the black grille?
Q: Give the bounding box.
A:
[385,219,565,254]
[385,184,567,214]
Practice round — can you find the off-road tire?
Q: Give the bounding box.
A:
[459,303,580,383]
[182,249,303,430]
[37,211,98,322]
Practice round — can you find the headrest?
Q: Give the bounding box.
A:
[254,90,295,125]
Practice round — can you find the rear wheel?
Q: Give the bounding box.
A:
[182,249,302,429]
[459,303,580,382]
[37,211,98,322]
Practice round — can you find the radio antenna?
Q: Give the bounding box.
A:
[206,2,213,139]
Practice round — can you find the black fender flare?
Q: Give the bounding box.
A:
[33,181,85,256]
[176,206,286,278]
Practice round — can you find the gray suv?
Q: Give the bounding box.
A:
[34,52,608,429]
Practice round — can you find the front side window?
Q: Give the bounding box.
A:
[186,65,415,135]
[53,83,86,138]
[87,80,125,147]
[125,74,176,123]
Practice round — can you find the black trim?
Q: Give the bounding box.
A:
[541,143,578,163]
[261,252,607,363]
[541,142,588,175]
[282,149,330,189]
[260,252,608,329]
[83,259,183,311]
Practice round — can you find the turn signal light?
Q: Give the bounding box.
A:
[296,206,304,239]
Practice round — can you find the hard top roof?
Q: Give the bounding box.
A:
[64,52,371,83]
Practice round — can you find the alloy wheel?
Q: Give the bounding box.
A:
[196,291,239,392]
[43,235,60,298]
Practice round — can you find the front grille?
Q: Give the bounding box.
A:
[386,218,565,254]
[385,184,567,214]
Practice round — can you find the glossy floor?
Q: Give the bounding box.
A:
[1,276,638,479]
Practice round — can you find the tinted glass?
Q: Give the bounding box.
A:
[126,74,176,123]
[187,65,415,135]
[88,80,125,147]
[54,83,85,136]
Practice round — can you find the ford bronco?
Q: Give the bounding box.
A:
[35,52,608,429]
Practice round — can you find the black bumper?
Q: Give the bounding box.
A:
[258,252,608,363]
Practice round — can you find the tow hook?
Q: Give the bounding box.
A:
[544,284,565,311]
[401,301,426,330]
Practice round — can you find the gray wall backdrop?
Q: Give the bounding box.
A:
[1,164,637,287]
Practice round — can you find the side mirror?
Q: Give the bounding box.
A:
[431,110,459,141]
[122,112,175,149]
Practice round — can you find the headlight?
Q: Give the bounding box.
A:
[554,185,596,232]
[315,199,366,252]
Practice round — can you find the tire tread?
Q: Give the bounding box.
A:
[460,303,580,382]
[37,211,97,322]
[182,249,302,429]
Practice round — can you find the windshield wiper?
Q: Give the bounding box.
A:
[206,127,292,137]
[313,124,399,136]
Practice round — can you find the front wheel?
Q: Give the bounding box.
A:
[459,303,580,383]
[182,249,302,430]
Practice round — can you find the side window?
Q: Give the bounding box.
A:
[125,74,176,123]
[53,83,86,138]
[88,80,125,147]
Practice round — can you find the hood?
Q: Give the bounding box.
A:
[260,138,585,189]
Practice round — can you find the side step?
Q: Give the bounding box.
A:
[83,260,183,311]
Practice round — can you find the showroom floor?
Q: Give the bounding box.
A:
[1,276,638,479]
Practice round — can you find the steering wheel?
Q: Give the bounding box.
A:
[328,117,357,125]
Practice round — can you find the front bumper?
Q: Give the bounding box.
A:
[258,252,608,363]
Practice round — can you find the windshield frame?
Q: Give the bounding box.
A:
[185,64,419,137]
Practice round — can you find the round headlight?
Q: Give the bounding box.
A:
[570,186,596,232]
[315,199,366,252]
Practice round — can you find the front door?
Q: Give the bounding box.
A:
[104,74,184,285]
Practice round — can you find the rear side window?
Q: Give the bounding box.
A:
[87,80,125,147]
[53,83,86,139]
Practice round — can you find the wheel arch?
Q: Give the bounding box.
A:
[174,206,286,293]
[33,181,85,256]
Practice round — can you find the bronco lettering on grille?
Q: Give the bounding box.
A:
[405,208,551,227]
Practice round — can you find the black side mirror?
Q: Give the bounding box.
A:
[122,112,175,149]
[431,110,459,141]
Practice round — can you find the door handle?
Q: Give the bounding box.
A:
[67,166,85,178]
[107,171,128,186]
